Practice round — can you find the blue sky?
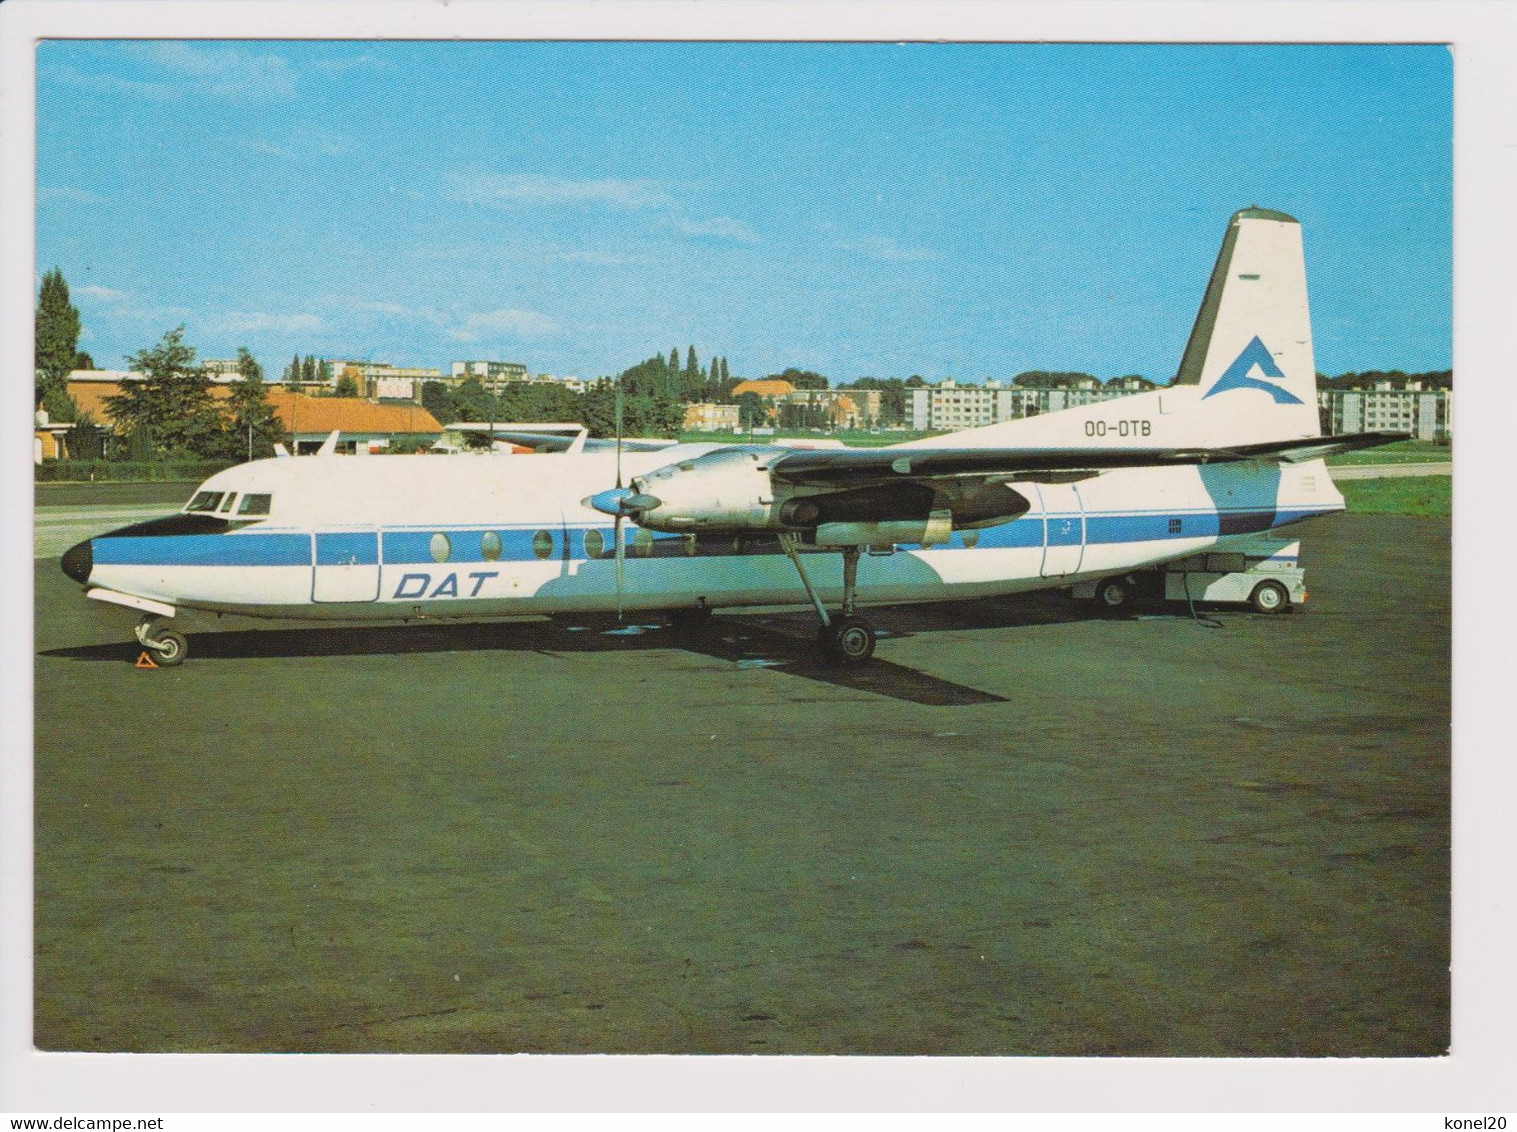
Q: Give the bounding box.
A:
[35,41,1451,383]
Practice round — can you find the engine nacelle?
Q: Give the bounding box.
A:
[813,511,954,547]
[630,445,784,532]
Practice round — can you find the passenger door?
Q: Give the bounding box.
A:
[312,530,380,602]
[1035,482,1086,578]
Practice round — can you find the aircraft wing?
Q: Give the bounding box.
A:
[455,428,674,454]
[765,430,1409,487]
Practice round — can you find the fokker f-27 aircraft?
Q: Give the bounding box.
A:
[60,208,1402,666]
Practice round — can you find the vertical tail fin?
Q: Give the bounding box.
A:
[1172,207,1321,439]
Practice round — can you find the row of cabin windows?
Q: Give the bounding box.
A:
[427,528,663,563]
[186,490,273,517]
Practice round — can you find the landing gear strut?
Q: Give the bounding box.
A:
[777,535,877,665]
[134,615,188,667]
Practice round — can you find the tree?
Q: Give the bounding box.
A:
[285,354,302,390]
[40,384,78,425]
[35,267,82,421]
[685,346,699,382]
[69,412,108,461]
[75,351,94,370]
[421,380,460,424]
[1011,370,1098,389]
[107,326,224,459]
[224,347,283,461]
[669,348,680,373]
[581,379,618,438]
[302,355,318,385]
[452,376,495,422]
[774,367,828,390]
[719,357,729,383]
[334,373,360,398]
[737,391,765,429]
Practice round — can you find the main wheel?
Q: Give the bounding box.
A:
[1095,577,1131,614]
[819,615,876,665]
[147,627,189,666]
[1249,579,1290,615]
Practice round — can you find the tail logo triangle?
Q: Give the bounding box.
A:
[1202,336,1303,404]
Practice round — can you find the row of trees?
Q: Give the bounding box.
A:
[99,330,284,461]
[283,354,337,390]
[1317,369,1452,390]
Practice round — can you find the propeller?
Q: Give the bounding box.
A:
[582,381,662,615]
[614,380,625,620]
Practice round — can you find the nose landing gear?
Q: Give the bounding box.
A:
[134,615,188,667]
[778,535,878,665]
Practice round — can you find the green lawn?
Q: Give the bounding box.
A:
[1325,439,1451,465]
[1337,475,1451,517]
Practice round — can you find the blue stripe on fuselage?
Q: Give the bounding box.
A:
[92,531,311,567]
[87,507,1334,569]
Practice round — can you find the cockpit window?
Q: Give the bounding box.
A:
[218,493,239,514]
[186,491,224,513]
[237,493,272,516]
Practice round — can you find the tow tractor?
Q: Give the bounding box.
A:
[1070,535,1306,615]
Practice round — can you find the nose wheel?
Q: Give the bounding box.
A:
[779,535,878,665]
[134,615,188,667]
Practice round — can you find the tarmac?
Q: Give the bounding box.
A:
[31,486,1451,1056]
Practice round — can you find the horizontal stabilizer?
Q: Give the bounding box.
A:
[1221,431,1412,463]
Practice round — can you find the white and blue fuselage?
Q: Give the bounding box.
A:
[65,444,1340,623]
[61,207,1375,658]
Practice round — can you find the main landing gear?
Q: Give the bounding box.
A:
[777,535,877,665]
[134,615,188,667]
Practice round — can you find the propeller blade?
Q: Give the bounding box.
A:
[614,514,625,621]
[615,380,624,490]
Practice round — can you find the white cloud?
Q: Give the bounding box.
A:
[678,216,760,243]
[556,250,648,267]
[39,185,106,205]
[123,42,299,102]
[214,311,324,335]
[345,299,450,324]
[837,235,940,263]
[243,128,353,160]
[48,62,177,101]
[77,285,132,303]
[448,172,672,211]
[447,308,559,342]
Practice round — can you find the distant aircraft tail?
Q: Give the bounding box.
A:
[1170,206,1322,439]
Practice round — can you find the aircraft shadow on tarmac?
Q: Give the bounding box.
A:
[40,594,1201,707]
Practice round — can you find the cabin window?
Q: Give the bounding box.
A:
[583,529,605,559]
[1169,518,1183,534]
[532,530,554,560]
[186,491,224,513]
[430,532,452,563]
[237,493,272,516]
[481,530,503,562]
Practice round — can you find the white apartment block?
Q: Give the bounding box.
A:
[1319,384,1451,440]
[450,360,530,393]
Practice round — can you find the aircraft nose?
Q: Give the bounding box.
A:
[60,538,93,584]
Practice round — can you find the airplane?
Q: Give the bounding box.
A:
[59,207,1404,667]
